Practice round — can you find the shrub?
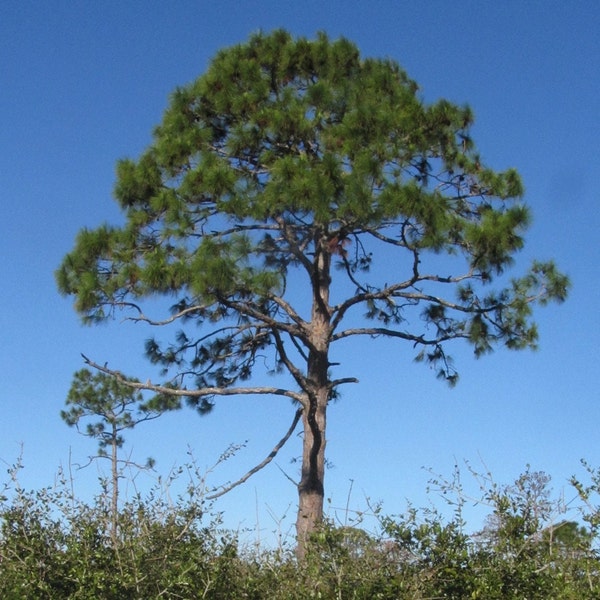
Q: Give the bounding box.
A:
[2,458,600,599]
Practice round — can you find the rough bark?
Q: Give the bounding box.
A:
[296,233,332,558]
[296,390,328,558]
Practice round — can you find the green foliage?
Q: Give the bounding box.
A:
[62,369,163,545]
[57,29,568,391]
[62,369,158,458]
[571,460,600,539]
[56,29,569,549]
[0,455,236,599]
[2,459,600,598]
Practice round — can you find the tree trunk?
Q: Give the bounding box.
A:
[110,424,119,546]
[296,387,328,558]
[296,232,331,559]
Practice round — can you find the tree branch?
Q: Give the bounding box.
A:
[331,327,469,345]
[270,329,310,396]
[217,295,309,344]
[331,274,491,333]
[330,377,359,388]
[120,302,208,326]
[80,354,305,403]
[206,407,303,499]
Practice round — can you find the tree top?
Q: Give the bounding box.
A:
[57,30,568,389]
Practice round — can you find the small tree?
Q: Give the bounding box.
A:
[57,30,568,556]
[62,368,159,541]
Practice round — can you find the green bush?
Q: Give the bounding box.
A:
[2,460,600,599]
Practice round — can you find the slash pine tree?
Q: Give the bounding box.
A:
[57,31,568,557]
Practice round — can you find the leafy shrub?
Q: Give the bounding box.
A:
[2,458,600,599]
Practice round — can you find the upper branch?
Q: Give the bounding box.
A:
[270,328,310,397]
[218,294,310,346]
[117,301,208,326]
[331,327,468,345]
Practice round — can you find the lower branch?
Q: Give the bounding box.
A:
[80,354,305,403]
[207,407,303,500]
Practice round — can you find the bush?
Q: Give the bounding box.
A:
[2,458,600,599]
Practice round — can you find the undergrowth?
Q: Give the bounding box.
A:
[2,453,600,599]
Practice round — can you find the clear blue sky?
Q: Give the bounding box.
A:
[2,1,599,540]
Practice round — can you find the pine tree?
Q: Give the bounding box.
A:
[57,30,568,557]
[62,369,159,543]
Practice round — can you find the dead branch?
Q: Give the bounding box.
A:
[80,354,305,403]
[207,407,303,500]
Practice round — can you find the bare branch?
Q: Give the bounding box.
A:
[121,302,208,326]
[331,273,488,332]
[207,407,303,499]
[271,328,309,394]
[268,293,309,330]
[218,295,310,344]
[331,327,469,345]
[80,354,305,403]
[205,221,281,239]
[275,215,313,273]
[331,278,417,330]
[330,377,359,388]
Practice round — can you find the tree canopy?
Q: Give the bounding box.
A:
[57,30,568,555]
